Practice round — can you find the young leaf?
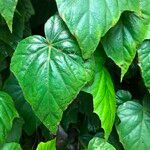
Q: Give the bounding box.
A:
[0,0,18,32]
[84,52,115,139]
[138,40,150,93]
[56,0,140,59]
[36,139,56,150]
[116,99,150,150]
[88,137,116,150]
[0,91,18,145]
[2,142,22,150]
[11,15,93,134]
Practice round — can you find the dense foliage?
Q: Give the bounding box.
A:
[0,0,150,149]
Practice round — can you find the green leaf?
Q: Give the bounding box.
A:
[0,0,18,32]
[0,40,13,59]
[85,113,101,134]
[0,91,18,145]
[145,25,150,39]
[17,0,34,22]
[116,90,132,106]
[2,142,22,150]
[61,102,78,130]
[138,40,150,92]
[0,75,2,90]
[0,12,24,52]
[36,139,56,150]
[3,74,41,135]
[11,15,93,134]
[56,0,140,59]
[0,59,8,72]
[84,52,115,139]
[102,0,150,79]
[116,99,150,150]
[142,0,150,40]
[6,118,23,143]
[23,22,32,37]
[140,0,150,20]
[78,92,94,115]
[88,137,116,150]
[102,13,149,79]
[143,94,150,112]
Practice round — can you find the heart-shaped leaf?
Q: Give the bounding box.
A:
[116,98,150,149]
[11,15,94,133]
[56,0,140,59]
[102,0,150,79]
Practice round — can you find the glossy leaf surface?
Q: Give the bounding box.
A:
[102,14,149,79]
[56,0,140,59]
[116,99,150,150]
[84,52,115,139]
[11,15,93,133]
[102,0,150,79]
